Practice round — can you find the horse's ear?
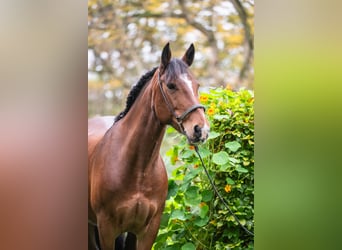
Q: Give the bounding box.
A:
[160,42,171,74]
[182,43,195,67]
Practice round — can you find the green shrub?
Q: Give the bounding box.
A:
[153,88,254,250]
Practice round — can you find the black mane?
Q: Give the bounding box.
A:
[115,67,158,122]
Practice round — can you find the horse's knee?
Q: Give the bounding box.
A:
[136,221,161,250]
[97,219,116,250]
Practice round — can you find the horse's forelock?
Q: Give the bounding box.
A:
[164,59,189,83]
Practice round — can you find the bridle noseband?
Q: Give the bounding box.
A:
[158,72,205,134]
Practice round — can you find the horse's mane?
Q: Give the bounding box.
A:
[115,67,158,122]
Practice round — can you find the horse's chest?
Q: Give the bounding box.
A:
[116,194,158,233]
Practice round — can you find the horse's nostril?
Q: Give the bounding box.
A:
[194,125,202,137]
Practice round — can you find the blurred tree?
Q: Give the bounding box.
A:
[88,0,254,117]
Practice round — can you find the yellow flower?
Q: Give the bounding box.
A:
[199,95,208,103]
[207,107,215,116]
[210,220,216,225]
[224,184,232,193]
[199,202,206,208]
[226,84,233,90]
[172,156,179,163]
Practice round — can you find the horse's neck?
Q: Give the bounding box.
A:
[109,78,165,166]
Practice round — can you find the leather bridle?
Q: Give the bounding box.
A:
[158,72,205,134]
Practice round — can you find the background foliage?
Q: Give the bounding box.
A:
[88,0,254,116]
[153,88,254,249]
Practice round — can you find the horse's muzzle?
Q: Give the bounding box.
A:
[187,124,209,145]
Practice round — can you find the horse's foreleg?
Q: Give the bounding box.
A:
[97,215,116,250]
[137,213,162,250]
[88,223,100,250]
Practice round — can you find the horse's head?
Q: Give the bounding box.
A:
[154,43,210,144]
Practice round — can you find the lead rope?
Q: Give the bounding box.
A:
[194,145,254,237]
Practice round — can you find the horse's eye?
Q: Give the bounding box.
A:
[167,83,176,90]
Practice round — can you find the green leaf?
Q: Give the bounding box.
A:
[185,186,199,198]
[181,242,196,250]
[194,216,209,227]
[166,126,177,134]
[170,210,186,221]
[181,149,194,159]
[183,167,201,183]
[220,164,231,171]
[228,156,240,164]
[185,198,201,206]
[199,204,209,218]
[243,161,250,166]
[197,146,211,158]
[167,180,178,199]
[239,218,246,225]
[159,213,170,229]
[212,151,229,165]
[225,141,241,152]
[165,245,182,250]
[213,114,229,120]
[226,177,235,185]
[208,131,220,140]
[236,166,248,173]
[202,190,213,202]
[185,186,202,206]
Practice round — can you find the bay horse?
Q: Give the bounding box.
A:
[88,43,210,250]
